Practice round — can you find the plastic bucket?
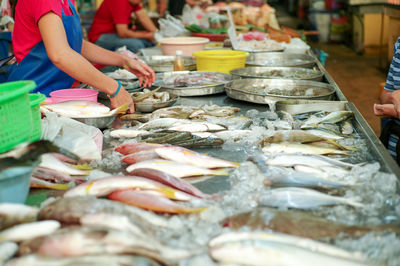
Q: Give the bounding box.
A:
[29,93,46,141]
[160,37,209,56]
[46,88,98,104]
[193,50,249,74]
[0,80,36,153]
[0,166,33,203]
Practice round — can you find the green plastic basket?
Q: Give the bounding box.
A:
[29,93,45,141]
[0,81,37,153]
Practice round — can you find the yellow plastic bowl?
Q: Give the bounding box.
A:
[192,50,250,74]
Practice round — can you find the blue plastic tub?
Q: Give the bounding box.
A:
[0,166,32,203]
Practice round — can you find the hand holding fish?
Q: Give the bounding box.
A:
[123,58,155,88]
[109,84,135,113]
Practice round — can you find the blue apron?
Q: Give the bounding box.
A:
[8,0,82,96]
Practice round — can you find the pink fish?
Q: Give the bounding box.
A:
[109,189,207,214]
[129,168,218,199]
[115,143,164,155]
[122,151,161,165]
[30,177,69,190]
[32,167,85,183]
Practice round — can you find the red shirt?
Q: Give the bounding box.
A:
[88,0,142,43]
[13,0,74,63]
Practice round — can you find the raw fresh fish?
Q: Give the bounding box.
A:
[0,220,60,242]
[38,196,172,228]
[258,187,363,209]
[262,143,348,155]
[109,189,206,214]
[5,254,161,266]
[0,242,18,263]
[209,232,368,266]
[302,111,353,128]
[115,143,164,155]
[263,154,354,169]
[110,129,149,139]
[154,146,239,168]
[122,151,161,165]
[304,129,344,140]
[168,122,225,132]
[293,164,349,178]
[260,130,329,145]
[32,167,78,183]
[126,160,229,178]
[0,204,38,231]
[138,118,182,130]
[214,130,252,141]
[223,208,400,239]
[130,168,216,199]
[144,132,192,145]
[50,153,78,164]
[41,100,110,118]
[190,132,217,139]
[341,120,354,135]
[39,154,89,176]
[30,177,70,190]
[174,137,224,148]
[63,176,191,201]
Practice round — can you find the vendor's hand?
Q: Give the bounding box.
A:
[123,58,155,88]
[391,90,400,118]
[374,103,396,118]
[135,31,155,41]
[110,86,135,113]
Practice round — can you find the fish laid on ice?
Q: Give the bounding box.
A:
[262,143,348,155]
[263,154,354,169]
[38,196,171,228]
[302,111,353,128]
[122,151,161,165]
[41,101,112,118]
[223,207,400,240]
[109,189,206,214]
[293,164,350,178]
[258,187,363,209]
[0,220,60,242]
[39,154,89,176]
[209,232,368,266]
[130,168,216,199]
[126,159,229,178]
[260,130,331,145]
[341,120,354,135]
[0,204,38,231]
[168,122,226,133]
[138,118,182,130]
[5,254,161,266]
[144,132,192,145]
[214,130,252,141]
[30,177,70,190]
[63,176,191,201]
[110,129,149,139]
[304,129,344,140]
[154,146,239,169]
[0,242,18,263]
[115,143,164,155]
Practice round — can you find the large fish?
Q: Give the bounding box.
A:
[154,146,239,169]
[126,160,229,178]
[0,220,60,242]
[110,129,149,139]
[109,189,207,214]
[138,118,182,130]
[41,100,116,118]
[122,151,161,165]
[262,143,348,155]
[0,204,38,231]
[63,176,191,201]
[262,154,354,169]
[129,168,216,199]
[260,130,328,145]
[209,232,368,266]
[168,122,226,132]
[222,207,400,239]
[115,143,164,155]
[39,154,89,176]
[258,187,363,209]
[32,167,78,183]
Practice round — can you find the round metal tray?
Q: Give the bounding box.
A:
[156,71,232,97]
[225,78,336,105]
[134,93,178,113]
[72,115,116,129]
[246,53,317,68]
[139,55,196,72]
[230,67,324,81]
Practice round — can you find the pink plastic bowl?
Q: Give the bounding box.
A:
[46,88,98,104]
[160,37,209,57]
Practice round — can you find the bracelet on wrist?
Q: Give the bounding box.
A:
[109,80,121,98]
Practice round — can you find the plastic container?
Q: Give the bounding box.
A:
[160,37,209,56]
[193,50,250,74]
[46,88,98,104]
[29,93,46,141]
[0,80,36,153]
[0,166,33,203]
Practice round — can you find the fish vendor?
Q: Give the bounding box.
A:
[7,0,155,113]
[88,0,157,53]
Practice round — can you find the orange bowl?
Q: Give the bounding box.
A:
[160,37,209,56]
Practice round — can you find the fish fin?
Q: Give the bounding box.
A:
[210,169,230,176]
[30,182,69,190]
[159,187,184,200]
[69,163,93,170]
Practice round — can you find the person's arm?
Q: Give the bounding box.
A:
[135,9,157,32]
[158,0,167,16]
[115,23,154,41]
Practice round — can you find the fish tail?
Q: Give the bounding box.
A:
[344,198,364,208]
[210,169,230,176]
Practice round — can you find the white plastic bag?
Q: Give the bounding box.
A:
[182,5,209,28]
[157,15,190,40]
[41,112,103,161]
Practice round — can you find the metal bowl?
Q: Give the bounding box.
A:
[230,67,323,81]
[134,93,178,113]
[72,115,116,129]
[246,53,317,68]
[139,55,196,72]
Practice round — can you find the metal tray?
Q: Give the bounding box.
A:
[230,67,324,81]
[139,55,196,72]
[276,99,348,115]
[72,115,116,129]
[156,71,232,96]
[225,79,336,105]
[134,93,178,113]
[246,53,317,68]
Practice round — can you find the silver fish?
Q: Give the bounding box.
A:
[341,120,354,135]
[138,118,182,130]
[0,242,18,264]
[262,143,348,155]
[0,220,60,242]
[264,154,354,169]
[258,187,364,209]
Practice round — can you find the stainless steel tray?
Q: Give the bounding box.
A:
[246,53,317,68]
[156,71,231,96]
[139,55,196,72]
[225,79,336,105]
[276,99,348,115]
[230,67,324,81]
[134,93,178,113]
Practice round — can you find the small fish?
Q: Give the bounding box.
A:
[175,138,224,148]
[110,129,149,139]
[154,146,239,168]
[0,204,39,231]
[258,187,364,209]
[41,100,113,118]
[144,132,192,144]
[122,151,161,165]
[264,154,354,169]
[138,118,182,130]
[302,111,354,128]
[260,130,328,145]
[63,176,191,201]
[115,143,164,155]
[168,122,226,133]
[0,242,18,264]
[0,220,60,242]
[126,160,229,178]
[341,120,354,135]
[39,154,89,176]
[30,177,70,190]
[32,167,79,183]
[262,143,348,155]
[109,189,207,214]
